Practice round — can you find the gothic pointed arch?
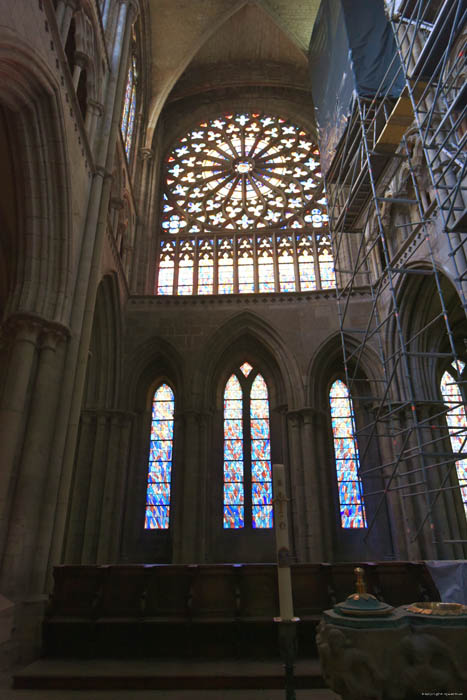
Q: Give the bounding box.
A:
[197,310,301,411]
[0,33,72,324]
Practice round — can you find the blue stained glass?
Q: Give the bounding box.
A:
[145,506,170,530]
[252,461,271,481]
[334,462,358,482]
[224,461,243,481]
[150,440,172,462]
[252,505,273,528]
[251,375,268,399]
[340,504,364,529]
[224,419,243,439]
[251,440,270,460]
[224,482,244,504]
[251,418,270,440]
[224,399,243,418]
[224,439,243,460]
[329,380,366,528]
[252,482,272,504]
[151,421,173,441]
[224,505,244,529]
[251,399,269,418]
[147,483,171,505]
[145,384,174,530]
[148,461,171,482]
[338,482,361,505]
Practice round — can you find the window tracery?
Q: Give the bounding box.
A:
[223,365,273,529]
[156,113,335,295]
[145,383,174,530]
[440,361,467,518]
[329,379,367,528]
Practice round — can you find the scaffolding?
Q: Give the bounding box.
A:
[326,0,467,558]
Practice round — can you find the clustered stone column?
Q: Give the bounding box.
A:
[0,314,70,599]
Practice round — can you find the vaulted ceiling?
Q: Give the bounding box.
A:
[145,0,321,141]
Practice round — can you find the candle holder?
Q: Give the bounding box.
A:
[274,616,300,700]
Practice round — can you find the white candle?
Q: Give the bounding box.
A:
[272,463,294,620]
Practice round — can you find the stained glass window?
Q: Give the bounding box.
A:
[121,55,137,159]
[329,380,367,528]
[223,365,273,529]
[440,362,467,518]
[145,384,174,529]
[156,113,334,295]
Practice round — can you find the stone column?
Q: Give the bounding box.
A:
[81,412,109,564]
[97,411,133,562]
[179,410,201,563]
[46,0,140,584]
[0,316,43,563]
[130,147,153,292]
[0,320,69,598]
[196,410,211,562]
[108,412,133,562]
[60,0,78,43]
[286,410,306,561]
[85,99,104,150]
[312,409,334,559]
[301,407,324,561]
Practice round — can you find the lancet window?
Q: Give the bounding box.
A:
[144,384,174,529]
[121,54,137,159]
[223,363,273,529]
[440,361,467,518]
[156,113,335,295]
[329,379,367,528]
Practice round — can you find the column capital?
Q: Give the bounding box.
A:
[87,99,104,117]
[1,313,70,347]
[139,147,153,162]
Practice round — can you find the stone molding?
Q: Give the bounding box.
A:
[0,313,71,347]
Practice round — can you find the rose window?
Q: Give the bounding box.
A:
[156,113,335,295]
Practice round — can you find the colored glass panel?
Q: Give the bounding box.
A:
[145,506,170,530]
[224,374,244,528]
[240,362,253,377]
[218,258,234,294]
[145,384,174,530]
[440,370,467,518]
[258,257,275,293]
[238,256,255,293]
[178,258,194,295]
[278,253,296,292]
[252,505,273,528]
[329,380,367,528]
[250,374,273,529]
[158,261,174,295]
[198,259,213,294]
[224,505,244,529]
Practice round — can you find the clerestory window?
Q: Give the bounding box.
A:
[121,54,137,159]
[156,112,335,296]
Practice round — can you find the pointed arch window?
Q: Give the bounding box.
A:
[121,54,137,159]
[223,363,273,529]
[145,383,174,529]
[440,361,467,519]
[329,379,367,528]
